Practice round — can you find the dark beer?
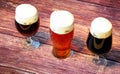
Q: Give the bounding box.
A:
[87,33,112,54]
[87,17,112,55]
[50,10,74,58]
[15,19,39,36]
[15,4,39,36]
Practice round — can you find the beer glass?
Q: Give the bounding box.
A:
[15,4,40,49]
[50,10,74,58]
[87,17,112,65]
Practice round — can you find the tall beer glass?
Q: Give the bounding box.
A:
[50,10,74,58]
[87,17,112,65]
[15,4,40,49]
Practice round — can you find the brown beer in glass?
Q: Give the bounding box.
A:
[87,17,112,65]
[15,4,40,48]
[50,10,74,58]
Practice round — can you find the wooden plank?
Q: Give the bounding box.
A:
[79,0,120,8]
[0,0,120,62]
[0,33,120,74]
[0,64,36,74]
[0,0,120,73]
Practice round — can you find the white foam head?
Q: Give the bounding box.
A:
[90,17,112,39]
[50,10,74,34]
[15,4,38,25]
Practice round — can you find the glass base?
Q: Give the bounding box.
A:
[52,48,71,59]
[93,55,107,66]
[22,37,40,50]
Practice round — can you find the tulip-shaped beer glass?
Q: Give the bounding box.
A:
[87,17,112,65]
[15,4,40,49]
[50,10,74,58]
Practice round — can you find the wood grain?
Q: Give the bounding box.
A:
[0,33,120,74]
[0,0,120,73]
[80,0,120,8]
[0,64,36,74]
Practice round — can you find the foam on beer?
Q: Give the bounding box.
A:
[50,10,74,34]
[90,17,112,39]
[15,4,38,25]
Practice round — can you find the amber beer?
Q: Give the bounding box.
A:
[87,17,112,55]
[50,10,74,58]
[15,4,39,36]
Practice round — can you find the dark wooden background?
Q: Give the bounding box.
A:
[0,0,120,74]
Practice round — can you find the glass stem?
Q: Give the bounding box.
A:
[93,54,100,64]
[100,54,108,66]
[26,37,33,46]
[93,54,107,66]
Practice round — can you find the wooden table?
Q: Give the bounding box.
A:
[0,0,120,74]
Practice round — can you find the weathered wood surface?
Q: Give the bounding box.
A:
[80,0,120,8]
[0,0,120,73]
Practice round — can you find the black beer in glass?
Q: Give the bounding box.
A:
[87,17,112,65]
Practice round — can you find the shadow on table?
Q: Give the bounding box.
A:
[32,31,51,45]
[71,37,85,52]
[106,48,120,66]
